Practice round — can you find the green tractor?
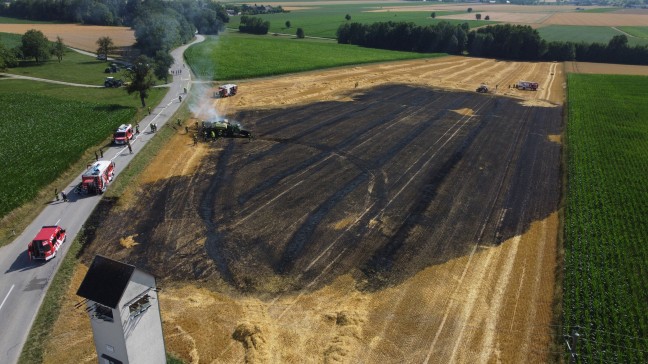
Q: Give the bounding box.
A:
[201,119,253,140]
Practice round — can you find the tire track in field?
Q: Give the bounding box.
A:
[232,88,454,222]
[361,104,490,290]
[289,93,483,276]
[336,95,501,360]
[200,141,237,284]
[274,93,473,275]
[230,86,421,169]
[235,89,429,205]
[422,104,534,362]
[265,95,495,362]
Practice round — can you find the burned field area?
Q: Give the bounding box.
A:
[81,84,561,296]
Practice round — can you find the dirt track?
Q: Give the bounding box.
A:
[47,57,563,363]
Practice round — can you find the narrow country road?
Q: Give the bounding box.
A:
[0,34,204,364]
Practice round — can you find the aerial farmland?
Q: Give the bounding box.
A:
[3,2,648,363]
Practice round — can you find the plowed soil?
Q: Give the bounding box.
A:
[46,57,564,363]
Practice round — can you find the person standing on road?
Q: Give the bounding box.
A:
[127,140,133,154]
[61,191,68,202]
[136,124,140,134]
[179,95,182,102]
[54,188,59,201]
[99,148,104,158]
[94,151,99,161]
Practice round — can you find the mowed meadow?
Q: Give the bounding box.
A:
[564,73,648,362]
[185,32,444,80]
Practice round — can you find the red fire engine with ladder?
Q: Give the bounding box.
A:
[79,160,115,194]
[28,225,66,261]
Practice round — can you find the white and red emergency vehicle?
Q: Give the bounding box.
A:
[216,84,237,98]
[28,225,66,261]
[516,81,539,91]
[113,124,134,145]
[80,160,115,194]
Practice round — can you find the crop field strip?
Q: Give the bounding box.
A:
[0,80,164,218]
[564,73,648,363]
[537,25,648,46]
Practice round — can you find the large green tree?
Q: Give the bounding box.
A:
[96,36,114,59]
[52,36,65,63]
[0,43,19,70]
[153,50,174,83]
[125,55,156,107]
[21,29,50,63]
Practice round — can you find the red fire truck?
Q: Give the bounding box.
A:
[215,84,237,98]
[28,225,66,261]
[113,124,134,145]
[79,160,115,194]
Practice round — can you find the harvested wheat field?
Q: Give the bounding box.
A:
[542,12,648,26]
[46,57,564,363]
[565,61,648,75]
[0,24,134,52]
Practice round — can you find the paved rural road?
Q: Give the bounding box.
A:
[0,35,204,364]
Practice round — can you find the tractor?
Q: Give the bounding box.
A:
[201,119,252,140]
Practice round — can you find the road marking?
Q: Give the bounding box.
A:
[55,218,61,225]
[0,284,15,312]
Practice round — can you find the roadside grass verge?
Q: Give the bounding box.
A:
[0,80,164,247]
[230,5,486,38]
[18,104,190,364]
[186,32,445,80]
[537,25,648,46]
[106,105,192,199]
[618,26,648,39]
[564,73,648,362]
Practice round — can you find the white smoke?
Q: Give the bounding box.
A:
[187,34,223,123]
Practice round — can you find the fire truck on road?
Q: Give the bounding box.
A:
[78,160,115,195]
[28,225,66,261]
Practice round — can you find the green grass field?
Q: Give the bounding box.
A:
[228,5,488,38]
[8,48,131,85]
[537,25,648,46]
[0,80,164,217]
[579,7,622,13]
[1,31,149,85]
[0,16,52,24]
[564,73,648,363]
[185,32,445,80]
[0,32,22,48]
[618,26,648,39]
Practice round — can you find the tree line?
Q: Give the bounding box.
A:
[0,0,229,31]
[338,21,469,54]
[337,21,648,66]
[239,16,270,35]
